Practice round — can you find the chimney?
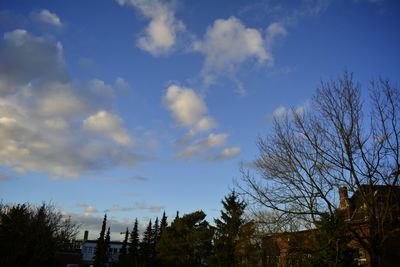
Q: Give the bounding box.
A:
[339,187,349,210]
[84,230,88,241]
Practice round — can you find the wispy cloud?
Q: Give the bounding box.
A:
[177,133,228,160]
[131,175,148,182]
[109,202,164,213]
[76,203,98,216]
[31,9,63,27]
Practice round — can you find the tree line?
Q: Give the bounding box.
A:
[92,191,261,267]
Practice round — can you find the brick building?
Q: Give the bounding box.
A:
[262,185,400,267]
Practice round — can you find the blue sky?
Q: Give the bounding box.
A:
[1,0,399,239]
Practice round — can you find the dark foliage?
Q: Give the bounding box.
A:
[0,203,78,267]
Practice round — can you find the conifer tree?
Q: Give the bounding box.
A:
[105,227,111,264]
[159,211,168,238]
[213,191,253,267]
[140,220,153,265]
[119,228,129,264]
[152,217,160,244]
[128,219,139,266]
[93,214,107,267]
[157,211,214,267]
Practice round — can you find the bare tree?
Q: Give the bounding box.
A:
[240,72,400,266]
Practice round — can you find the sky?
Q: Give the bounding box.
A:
[1,0,399,240]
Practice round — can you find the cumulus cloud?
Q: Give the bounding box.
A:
[0,29,66,95]
[163,84,240,161]
[193,17,269,74]
[88,79,114,96]
[117,0,185,56]
[83,110,131,145]
[0,30,140,178]
[164,84,216,136]
[31,9,63,27]
[192,17,287,91]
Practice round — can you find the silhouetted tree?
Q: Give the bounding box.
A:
[118,227,129,266]
[152,217,160,244]
[159,212,168,237]
[93,214,108,267]
[241,72,400,266]
[212,191,257,267]
[140,220,153,266]
[128,218,140,266]
[308,211,359,267]
[157,211,214,267]
[0,203,78,267]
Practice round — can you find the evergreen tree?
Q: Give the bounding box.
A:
[105,227,111,264]
[159,211,168,238]
[212,191,255,267]
[308,211,359,267]
[152,217,160,244]
[157,211,214,267]
[128,218,139,266]
[93,214,108,267]
[0,203,78,267]
[118,228,129,265]
[140,219,153,266]
[151,217,161,266]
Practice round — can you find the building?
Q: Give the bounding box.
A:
[80,231,125,266]
[262,185,400,267]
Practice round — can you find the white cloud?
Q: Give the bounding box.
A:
[164,84,216,136]
[214,146,241,160]
[88,79,114,96]
[192,17,287,92]
[267,101,309,123]
[163,84,240,161]
[32,9,63,27]
[117,0,185,56]
[0,30,141,179]
[83,110,131,145]
[77,203,98,216]
[38,82,85,118]
[273,106,287,118]
[193,17,269,75]
[177,133,239,161]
